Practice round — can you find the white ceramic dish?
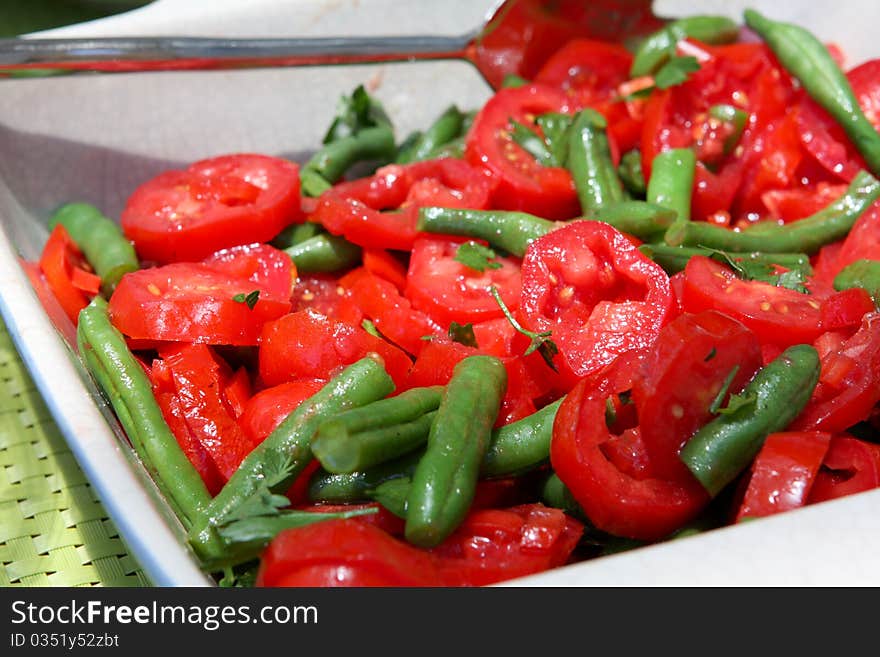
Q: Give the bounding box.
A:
[2,0,879,586]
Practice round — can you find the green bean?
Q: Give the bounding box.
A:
[567,109,625,213]
[301,124,396,195]
[369,476,412,518]
[744,9,880,178]
[631,16,740,77]
[395,130,423,162]
[639,244,813,276]
[589,201,678,241]
[77,298,211,528]
[307,451,422,504]
[396,105,465,164]
[271,221,324,250]
[540,472,586,519]
[834,259,880,306]
[482,398,562,478]
[312,386,443,473]
[49,202,139,295]
[189,356,395,563]
[647,148,696,223]
[284,233,361,273]
[708,104,748,155]
[618,150,647,197]
[679,344,821,497]
[665,170,880,254]
[417,206,554,257]
[405,355,507,547]
[501,73,530,88]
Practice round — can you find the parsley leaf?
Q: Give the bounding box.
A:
[454,241,502,272]
[709,365,740,414]
[717,391,757,415]
[704,347,717,362]
[774,268,810,294]
[699,246,812,294]
[362,319,382,339]
[654,56,701,90]
[510,119,557,166]
[322,84,391,144]
[448,321,478,348]
[489,285,559,372]
[233,290,260,310]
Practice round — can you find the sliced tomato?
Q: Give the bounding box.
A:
[826,201,880,278]
[121,153,301,263]
[520,221,672,386]
[294,502,406,537]
[465,84,579,219]
[681,255,825,347]
[633,311,763,481]
[794,99,864,184]
[291,273,363,325]
[238,379,325,445]
[362,249,407,291]
[404,237,522,328]
[108,243,293,345]
[762,182,848,223]
[819,288,876,332]
[736,431,831,521]
[258,309,412,388]
[38,224,101,324]
[792,312,880,433]
[808,435,880,503]
[551,376,709,541]
[155,343,258,483]
[847,58,880,131]
[310,195,418,251]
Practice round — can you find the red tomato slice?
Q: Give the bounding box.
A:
[819,288,876,332]
[258,309,412,389]
[362,249,407,291]
[847,58,880,131]
[826,201,880,277]
[38,224,101,324]
[405,237,522,327]
[794,99,864,184]
[238,379,325,445]
[291,273,362,324]
[551,376,709,541]
[534,38,632,110]
[736,431,831,521]
[762,182,849,223]
[108,243,293,346]
[633,311,763,481]
[465,84,579,219]
[520,221,672,385]
[681,255,824,347]
[121,153,301,263]
[808,435,880,503]
[792,312,880,433]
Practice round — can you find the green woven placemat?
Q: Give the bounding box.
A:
[0,320,149,587]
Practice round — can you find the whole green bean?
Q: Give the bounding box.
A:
[405,355,507,547]
[302,124,396,195]
[665,170,880,254]
[834,259,880,306]
[618,150,647,197]
[284,233,361,273]
[631,15,740,77]
[639,244,813,276]
[49,202,139,295]
[396,105,465,164]
[647,148,696,223]
[482,398,562,478]
[77,298,211,527]
[417,206,554,257]
[567,109,625,213]
[189,356,395,562]
[680,344,821,497]
[744,9,880,177]
[589,201,678,241]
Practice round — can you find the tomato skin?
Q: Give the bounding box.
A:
[736,431,831,521]
[808,435,880,503]
[633,311,763,481]
[258,309,412,389]
[238,379,325,445]
[681,255,824,348]
[108,243,293,346]
[551,377,709,541]
[39,224,101,325]
[362,249,407,291]
[311,195,418,251]
[520,221,673,385]
[405,237,522,328]
[792,312,880,434]
[121,153,301,264]
[824,201,880,279]
[466,84,579,219]
[819,288,876,332]
[848,59,880,131]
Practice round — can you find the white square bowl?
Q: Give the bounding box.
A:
[2,0,879,586]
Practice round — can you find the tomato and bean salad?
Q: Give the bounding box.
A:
[28,9,880,586]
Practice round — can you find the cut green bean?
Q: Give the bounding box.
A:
[369,476,412,518]
[405,355,507,547]
[589,201,678,241]
[639,244,813,276]
[834,259,880,306]
[49,202,139,295]
[665,170,880,254]
[301,124,396,195]
[284,233,362,273]
[647,148,696,223]
[396,105,465,164]
[680,344,821,497]
[567,109,625,213]
[189,356,395,564]
[77,298,211,528]
[618,149,647,197]
[744,9,880,177]
[631,16,740,77]
[418,206,554,257]
[482,398,562,478]
[307,451,422,504]
[271,221,324,250]
[501,73,530,88]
